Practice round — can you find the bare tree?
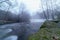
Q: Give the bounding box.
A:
[40,0,49,20]
[18,3,30,23]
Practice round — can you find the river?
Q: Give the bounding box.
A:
[0,19,46,40]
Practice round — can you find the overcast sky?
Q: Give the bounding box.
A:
[0,0,60,15]
[11,0,60,13]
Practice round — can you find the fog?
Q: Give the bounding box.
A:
[0,0,60,40]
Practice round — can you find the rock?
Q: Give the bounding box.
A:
[28,21,60,40]
[40,21,57,28]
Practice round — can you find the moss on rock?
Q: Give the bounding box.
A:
[28,21,60,40]
[40,21,57,28]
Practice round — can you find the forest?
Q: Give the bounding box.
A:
[0,0,60,40]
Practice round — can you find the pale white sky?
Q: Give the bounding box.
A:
[14,0,60,15]
[16,0,42,15]
[22,0,41,12]
[0,0,60,15]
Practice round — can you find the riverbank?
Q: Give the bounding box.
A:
[28,20,60,40]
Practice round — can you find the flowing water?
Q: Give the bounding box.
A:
[0,19,46,40]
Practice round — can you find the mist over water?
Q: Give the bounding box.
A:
[0,0,60,40]
[30,19,46,23]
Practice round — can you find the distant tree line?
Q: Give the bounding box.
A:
[0,10,30,23]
